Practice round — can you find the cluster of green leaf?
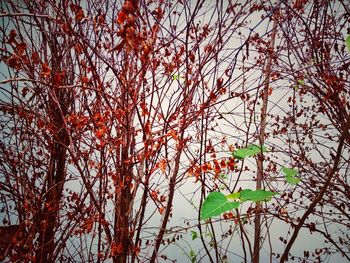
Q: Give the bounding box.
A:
[200,192,240,220]
[200,190,278,220]
[232,144,266,160]
[199,144,301,220]
[227,189,277,202]
[282,167,300,185]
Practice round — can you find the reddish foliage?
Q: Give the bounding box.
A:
[40,63,51,77]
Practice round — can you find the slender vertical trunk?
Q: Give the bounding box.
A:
[113,184,132,263]
[113,155,132,263]
[253,8,279,263]
[36,143,68,262]
[132,163,150,263]
[113,83,134,263]
[36,105,69,262]
[35,46,72,260]
[150,162,178,262]
[150,113,190,262]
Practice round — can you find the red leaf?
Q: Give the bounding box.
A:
[61,23,71,34]
[268,87,273,96]
[189,51,195,62]
[122,1,134,13]
[7,56,21,69]
[97,14,105,24]
[15,42,27,55]
[201,162,212,173]
[81,76,90,84]
[95,127,107,138]
[204,44,213,53]
[227,157,235,171]
[220,159,227,168]
[41,63,51,77]
[167,129,178,140]
[140,101,149,116]
[75,43,83,54]
[160,195,166,202]
[109,40,125,52]
[76,9,85,21]
[53,71,65,86]
[72,5,85,22]
[117,10,127,25]
[151,190,158,200]
[111,242,124,256]
[81,218,94,233]
[31,51,40,64]
[8,29,17,44]
[133,246,140,256]
[159,159,167,173]
[144,120,151,135]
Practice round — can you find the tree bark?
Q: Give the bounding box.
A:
[36,108,69,262]
[253,7,279,263]
[35,53,72,262]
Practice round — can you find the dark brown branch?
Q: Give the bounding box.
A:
[280,119,349,262]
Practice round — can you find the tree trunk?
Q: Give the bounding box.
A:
[253,7,279,262]
[36,142,68,262]
[36,71,71,262]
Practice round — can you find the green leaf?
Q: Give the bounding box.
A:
[189,249,196,263]
[233,144,267,160]
[191,230,198,240]
[285,175,301,185]
[173,74,185,80]
[297,79,305,85]
[282,167,300,185]
[226,192,240,200]
[346,35,350,53]
[220,174,228,180]
[282,167,298,177]
[200,192,239,220]
[239,189,278,202]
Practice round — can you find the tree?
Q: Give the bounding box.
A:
[271,1,350,261]
[0,0,349,262]
[0,0,256,262]
[193,1,350,262]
